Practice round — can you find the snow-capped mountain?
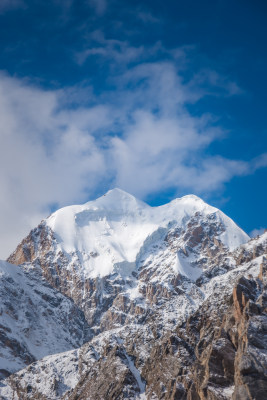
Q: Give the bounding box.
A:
[1,189,266,400]
[7,189,249,332]
[9,188,248,278]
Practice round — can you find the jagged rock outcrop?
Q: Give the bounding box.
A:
[140,254,267,400]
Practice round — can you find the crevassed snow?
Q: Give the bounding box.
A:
[46,188,249,279]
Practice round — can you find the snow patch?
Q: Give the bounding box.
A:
[174,252,202,281]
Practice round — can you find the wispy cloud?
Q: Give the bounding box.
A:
[0,0,25,14]
[137,11,160,24]
[88,0,107,16]
[250,227,266,238]
[76,30,149,65]
[188,68,243,98]
[251,153,267,170]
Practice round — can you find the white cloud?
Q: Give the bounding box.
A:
[0,52,265,258]
[0,74,108,257]
[250,228,266,238]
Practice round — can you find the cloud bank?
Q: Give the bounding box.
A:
[0,46,266,257]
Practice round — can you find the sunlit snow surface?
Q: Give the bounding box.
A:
[46,188,249,279]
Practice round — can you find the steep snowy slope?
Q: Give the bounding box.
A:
[0,260,88,378]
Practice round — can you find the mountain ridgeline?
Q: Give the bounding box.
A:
[0,189,266,399]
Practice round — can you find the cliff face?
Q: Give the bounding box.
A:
[141,256,267,400]
[0,191,266,399]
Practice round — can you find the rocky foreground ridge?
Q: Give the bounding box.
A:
[0,189,266,399]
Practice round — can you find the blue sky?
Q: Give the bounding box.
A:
[0,0,266,256]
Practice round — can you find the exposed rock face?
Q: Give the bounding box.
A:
[134,262,265,400]
[232,259,267,400]
[0,190,266,399]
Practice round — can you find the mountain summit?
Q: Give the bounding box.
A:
[9,189,248,280]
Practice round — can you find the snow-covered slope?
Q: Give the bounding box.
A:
[44,189,248,279]
[0,260,88,378]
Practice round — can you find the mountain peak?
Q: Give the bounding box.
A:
[86,188,149,212]
[103,187,131,197]
[88,189,205,212]
[168,193,206,207]
[180,194,204,202]
[96,187,143,203]
[40,188,250,279]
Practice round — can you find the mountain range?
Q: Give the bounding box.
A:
[0,188,266,399]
